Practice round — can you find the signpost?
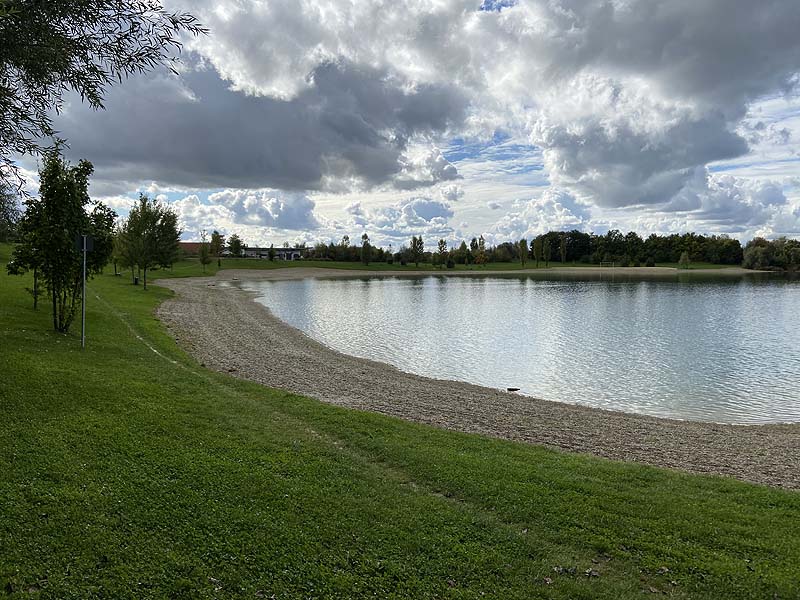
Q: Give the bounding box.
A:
[75,234,94,349]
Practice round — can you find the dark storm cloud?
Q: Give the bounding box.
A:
[54,60,467,192]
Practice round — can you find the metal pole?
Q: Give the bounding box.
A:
[81,234,87,350]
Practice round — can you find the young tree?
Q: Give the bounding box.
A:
[475,236,487,266]
[410,235,425,267]
[437,238,448,269]
[560,233,567,263]
[361,233,372,265]
[0,2,206,189]
[268,243,276,261]
[532,237,543,268]
[227,233,244,258]
[678,251,691,269]
[7,150,114,332]
[543,238,552,267]
[118,194,181,288]
[199,230,212,273]
[456,240,469,265]
[518,238,528,268]
[210,230,225,267]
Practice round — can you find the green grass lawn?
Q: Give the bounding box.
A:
[1,243,798,598]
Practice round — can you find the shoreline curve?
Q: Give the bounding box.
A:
[155,267,799,490]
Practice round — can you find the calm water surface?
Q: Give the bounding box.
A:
[244,274,800,424]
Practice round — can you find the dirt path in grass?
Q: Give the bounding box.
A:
[155,268,799,490]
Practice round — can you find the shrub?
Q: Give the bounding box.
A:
[446,258,455,269]
[645,256,655,267]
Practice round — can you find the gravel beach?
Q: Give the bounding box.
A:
[156,268,799,490]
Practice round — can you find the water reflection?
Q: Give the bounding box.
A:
[243,274,800,424]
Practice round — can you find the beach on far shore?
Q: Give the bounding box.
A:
[155,267,799,490]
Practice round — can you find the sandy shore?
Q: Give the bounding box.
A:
[156,268,799,490]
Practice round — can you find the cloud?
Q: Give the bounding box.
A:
[662,169,787,229]
[39,0,800,240]
[439,183,465,202]
[393,148,460,190]
[345,196,455,244]
[209,189,321,229]
[170,188,322,242]
[490,188,590,240]
[55,61,467,193]
[487,201,501,210]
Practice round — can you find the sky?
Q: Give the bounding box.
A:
[19,0,800,249]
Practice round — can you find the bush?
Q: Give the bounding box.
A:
[400,258,407,266]
[678,251,691,269]
[386,256,393,265]
[446,258,455,269]
[645,257,655,267]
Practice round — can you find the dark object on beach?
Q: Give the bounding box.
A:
[507,387,520,392]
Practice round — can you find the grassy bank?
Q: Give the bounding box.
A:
[140,256,738,279]
[1,243,798,598]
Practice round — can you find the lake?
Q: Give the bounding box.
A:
[243,273,800,424]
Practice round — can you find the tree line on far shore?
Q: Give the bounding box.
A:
[300,229,766,269]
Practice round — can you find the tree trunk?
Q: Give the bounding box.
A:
[51,286,57,331]
[143,267,147,290]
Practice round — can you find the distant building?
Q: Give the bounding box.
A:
[243,247,304,260]
[178,241,203,256]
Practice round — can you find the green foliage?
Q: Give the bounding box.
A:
[7,150,114,332]
[560,233,567,264]
[542,238,552,267]
[518,238,528,267]
[743,237,800,271]
[199,230,212,272]
[209,230,225,257]
[360,233,371,265]
[436,238,448,269]
[1,243,800,598]
[0,183,19,241]
[0,0,205,188]
[268,243,276,261]
[678,251,691,269]
[410,235,424,267]
[227,233,244,258]
[117,193,181,288]
[532,236,543,268]
[474,235,487,266]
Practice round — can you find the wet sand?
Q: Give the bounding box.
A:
[155,268,799,490]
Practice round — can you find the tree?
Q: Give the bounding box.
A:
[475,235,487,266]
[0,184,19,241]
[532,237,543,268]
[437,238,448,269]
[455,240,469,265]
[518,238,527,268]
[543,238,552,267]
[199,230,211,272]
[7,149,114,332]
[210,230,225,267]
[560,233,567,263]
[0,1,206,189]
[360,233,371,265]
[678,251,690,270]
[410,235,424,267]
[117,193,180,287]
[227,233,244,258]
